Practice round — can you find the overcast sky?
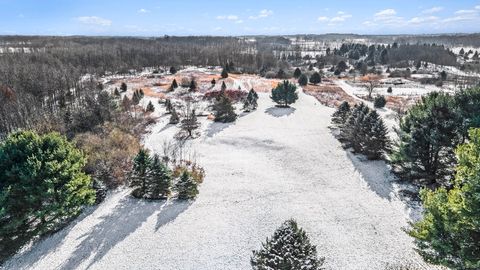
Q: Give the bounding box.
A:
[1,0,480,36]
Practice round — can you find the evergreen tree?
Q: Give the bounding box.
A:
[409,128,480,269]
[147,154,172,199]
[341,103,370,152]
[387,87,393,93]
[176,171,199,200]
[331,101,351,126]
[121,95,132,111]
[374,96,387,108]
[165,98,173,113]
[298,74,308,86]
[221,67,229,79]
[309,72,321,85]
[380,49,389,64]
[120,82,127,92]
[181,109,200,137]
[139,89,145,98]
[213,92,237,123]
[146,101,155,112]
[440,70,447,81]
[130,149,151,198]
[270,80,298,107]
[293,67,302,78]
[0,131,95,260]
[221,81,227,92]
[337,60,348,72]
[276,69,286,79]
[169,108,180,124]
[170,66,177,74]
[211,78,216,86]
[114,87,120,97]
[171,79,178,89]
[251,219,324,270]
[189,79,197,92]
[362,110,390,160]
[243,88,259,112]
[390,92,461,185]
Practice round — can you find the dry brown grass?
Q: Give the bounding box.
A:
[303,82,357,108]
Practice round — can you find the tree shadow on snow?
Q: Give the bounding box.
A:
[155,200,192,231]
[205,121,236,137]
[264,106,296,118]
[345,150,423,221]
[58,196,189,270]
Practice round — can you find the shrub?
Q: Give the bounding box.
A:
[332,101,351,126]
[387,86,393,93]
[298,74,308,86]
[176,171,199,200]
[213,92,237,123]
[310,72,321,85]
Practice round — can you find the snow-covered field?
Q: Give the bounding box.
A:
[4,92,437,270]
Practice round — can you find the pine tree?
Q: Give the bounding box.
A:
[170,66,177,74]
[146,101,155,112]
[114,87,120,97]
[0,131,95,260]
[243,88,259,112]
[271,80,298,107]
[331,101,351,126]
[298,74,308,86]
[189,79,197,92]
[390,92,461,185]
[341,103,370,152]
[362,110,390,160]
[169,108,180,124]
[121,95,132,111]
[221,67,229,79]
[213,92,237,123]
[176,171,199,200]
[181,109,200,137]
[139,89,144,98]
[309,72,321,85]
[147,154,172,199]
[221,81,227,92]
[251,219,324,270]
[276,69,286,79]
[171,79,178,89]
[409,128,480,269]
[120,82,127,92]
[211,78,216,86]
[130,149,151,198]
[387,86,393,93]
[293,67,302,78]
[374,96,387,108]
[165,98,173,113]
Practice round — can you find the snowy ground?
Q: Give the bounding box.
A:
[4,91,438,270]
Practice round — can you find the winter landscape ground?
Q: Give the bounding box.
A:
[5,88,435,269]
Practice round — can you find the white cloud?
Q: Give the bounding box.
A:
[476,5,480,10]
[249,9,274,19]
[422,6,443,14]
[216,15,239,20]
[235,20,244,24]
[375,9,397,17]
[373,9,404,25]
[408,16,439,24]
[138,8,149,14]
[455,9,477,15]
[317,12,352,25]
[75,16,112,26]
[443,8,479,23]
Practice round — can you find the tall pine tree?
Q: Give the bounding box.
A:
[147,154,172,199]
[130,149,152,198]
[243,88,259,112]
[331,101,351,126]
[213,92,237,123]
[361,110,390,160]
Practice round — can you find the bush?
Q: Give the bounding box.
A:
[310,72,321,85]
[74,125,141,188]
[213,92,237,123]
[374,96,387,108]
[176,171,199,200]
[251,219,324,270]
[0,131,95,261]
[298,74,308,86]
[387,87,393,93]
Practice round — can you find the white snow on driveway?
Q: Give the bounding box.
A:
[4,92,436,270]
